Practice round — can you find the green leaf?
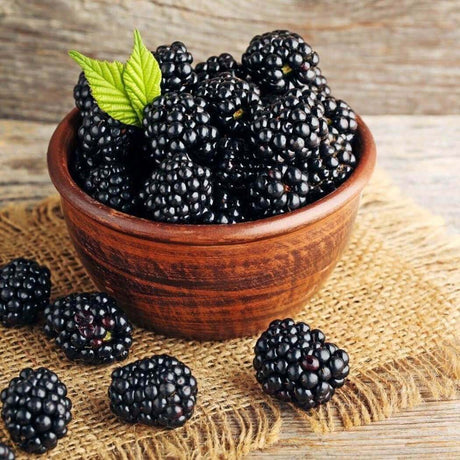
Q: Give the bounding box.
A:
[123,30,162,123]
[68,50,139,126]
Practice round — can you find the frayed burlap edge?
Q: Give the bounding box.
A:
[91,403,281,460]
[0,169,458,458]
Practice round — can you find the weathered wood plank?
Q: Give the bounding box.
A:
[0,120,56,203]
[249,398,460,459]
[0,0,459,122]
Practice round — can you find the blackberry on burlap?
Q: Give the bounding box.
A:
[44,292,133,365]
[0,258,51,327]
[1,368,72,454]
[109,355,198,428]
[254,319,349,410]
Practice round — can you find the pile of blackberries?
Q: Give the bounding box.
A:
[71,30,358,224]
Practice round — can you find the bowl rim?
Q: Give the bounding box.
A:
[47,108,376,245]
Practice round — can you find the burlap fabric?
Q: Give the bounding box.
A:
[0,169,458,459]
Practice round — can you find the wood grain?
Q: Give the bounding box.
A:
[249,398,460,458]
[1,0,459,122]
[0,115,458,455]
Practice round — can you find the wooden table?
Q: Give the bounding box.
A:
[0,116,458,458]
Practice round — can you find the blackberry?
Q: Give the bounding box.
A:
[254,319,350,410]
[153,41,198,93]
[1,368,72,454]
[214,137,258,192]
[195,73,261,135]
[322,97,358,140]
[140,153,213,224]
[303,136,357,201]
[43,292,133,365]
[249,96,328,165]
[109,354,198,429]
[78,105,135,155]
[80,162,137,214]
[0,443,14,460]
[242,30,320,94]
[142,92,219,166]
[195,53,241,82]
[71,143,129,184]
[0,258,51,327]
[248,166,309,218]
[203,190,245,224]
[73,72,95,116]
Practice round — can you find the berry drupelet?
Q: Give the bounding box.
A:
[248,166,309,218]
[140,153,213,224]
[254,319,349,410]
[0,258,51,327]
[73,72,95,116]
[1,368,72,454]
[79,162,137,214]
[43,292,133,365]
[242,30,320,94]
[249,95,328,165]
[0,443,14,460]
[142,92,219,166]
[195,53,242,82]
[153,41,198,93]
[109,354,198,429]
[195,73,261,135]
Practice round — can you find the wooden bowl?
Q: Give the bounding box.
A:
[48,109,376,340]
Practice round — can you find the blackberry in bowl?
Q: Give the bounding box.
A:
[48,30,375,339]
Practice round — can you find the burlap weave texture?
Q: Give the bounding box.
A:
[0,169,458,459]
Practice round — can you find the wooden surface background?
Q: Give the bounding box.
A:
[1,0,459,122]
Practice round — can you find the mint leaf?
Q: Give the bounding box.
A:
[123,30,162,123]
[68,50,139,126]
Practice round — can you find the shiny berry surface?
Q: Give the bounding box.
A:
[195,73,261,135]
[143,92,219,166]
[0,258,51,327]
[1,368,72,454]
[153,41,198,93]
[242,30,320,93]
[140,153,213,223]
[254,319,350,410]
[44,292,133,365]
[109,354,197,429]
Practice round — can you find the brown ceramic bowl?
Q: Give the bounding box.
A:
[48,109,376,340]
